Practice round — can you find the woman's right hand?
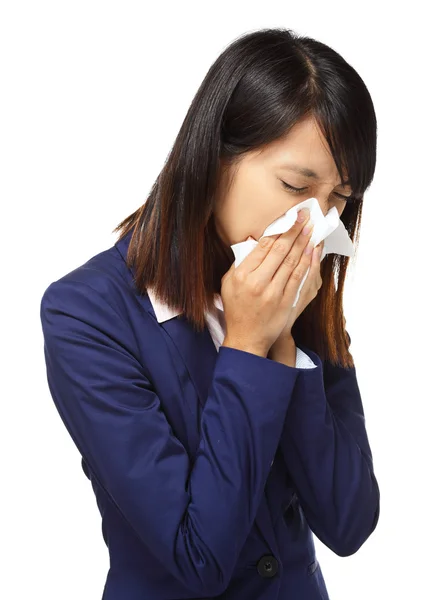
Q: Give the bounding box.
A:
[220,208,315,357]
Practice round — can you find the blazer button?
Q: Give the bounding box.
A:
[256,554,279,578]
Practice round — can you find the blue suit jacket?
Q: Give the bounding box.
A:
[40,229,380,600]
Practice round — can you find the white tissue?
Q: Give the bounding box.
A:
[230,197,354,307]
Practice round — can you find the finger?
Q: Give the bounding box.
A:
[310,244,324,291]
[270,224,315,293]
[234,233,281,276]
[311,243,323,269]
[252,218,314,290]
[235,210,311,279]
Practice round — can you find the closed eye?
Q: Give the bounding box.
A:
[281,181,355,202]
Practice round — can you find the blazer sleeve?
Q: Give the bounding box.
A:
[40,278,301,597]
[279,333,380,557]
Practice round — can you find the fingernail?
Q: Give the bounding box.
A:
[302,220,313,235]
[305,241,315,255]
[297,208,310,222]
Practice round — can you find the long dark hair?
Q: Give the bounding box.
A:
[113,27,377,368]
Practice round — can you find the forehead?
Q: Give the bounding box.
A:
[255,115,348,182]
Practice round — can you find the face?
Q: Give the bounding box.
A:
[213,113,352,246]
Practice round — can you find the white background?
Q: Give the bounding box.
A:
[2,1,437,598]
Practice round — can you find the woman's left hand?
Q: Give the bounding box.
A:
[271,240,324,346]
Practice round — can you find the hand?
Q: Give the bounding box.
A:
[272,239,324,346]
[220,210,317,357]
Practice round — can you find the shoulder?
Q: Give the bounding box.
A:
[40,242,135,320]
[40,242,147,367]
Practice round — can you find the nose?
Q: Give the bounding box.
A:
[315,198,329,217]
[315,196,339,218]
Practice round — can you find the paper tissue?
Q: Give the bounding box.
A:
[230,197,354,307]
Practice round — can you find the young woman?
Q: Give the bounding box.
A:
[40,27,380,600]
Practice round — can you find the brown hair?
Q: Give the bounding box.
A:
[113,28,376,368]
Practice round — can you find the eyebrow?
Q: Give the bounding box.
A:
[280,163,351,187]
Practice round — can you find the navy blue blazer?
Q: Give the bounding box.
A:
[40,229,380,600]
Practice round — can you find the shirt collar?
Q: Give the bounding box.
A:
[147,287,224,323]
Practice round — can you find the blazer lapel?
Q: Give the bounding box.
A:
[114,229,218,407]
[114,229,280,557]
[159,316,218,407]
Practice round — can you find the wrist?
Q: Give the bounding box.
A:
[268,335,296,366]
[222,336,268,358]
[271,333,296,350]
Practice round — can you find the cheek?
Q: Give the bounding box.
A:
[252,196,305,241]
[225,179,273,242]
[241,180,294,240]
[220,170,300,243]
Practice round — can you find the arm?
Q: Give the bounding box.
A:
[40,279,301,597]
[272,334,380,556]
[268,338,317,368]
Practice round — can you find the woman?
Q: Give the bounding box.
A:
[40,28,380,600]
